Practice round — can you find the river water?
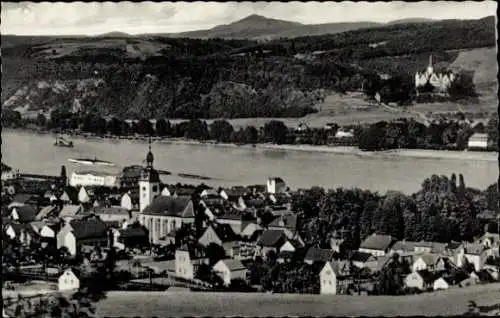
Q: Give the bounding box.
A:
[1,130,497,194]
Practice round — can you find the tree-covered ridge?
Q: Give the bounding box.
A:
[2,16,495,118]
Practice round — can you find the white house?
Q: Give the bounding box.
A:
[404,270,435,291]
[266,177,286,194]
[57,218,109,256]
[320,261,339,294]
[467,133,489,150]
[58,268,80,291]
[433,277,452,291]
[212,259,249,286]
[1,163,16,181]
[175,247,207,281]
[412,254,439,272]
[120,193,134,210]
[70,170,118,188]
[40,224,58,239]
[457,244,488,272]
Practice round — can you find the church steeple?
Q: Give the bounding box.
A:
[427,54,434,74]
[139,136,160,212]
[146,136,154,168]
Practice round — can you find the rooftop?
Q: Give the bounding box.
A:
[142,196,194,218]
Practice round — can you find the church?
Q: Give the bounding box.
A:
[138,139,196,244]
[414,55,456,96]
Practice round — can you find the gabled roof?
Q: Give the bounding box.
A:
[350,251,376,263]
[12,205,38,222]
[7,222,37,235]
[328,260,351,276]
[211,224,237,243]
[218,259,247,272]
[94,206,131,216]
[416,253,439,266]
[60,187,78,202]
[59,205,82,218]
[416,270,436,284]
[463,243,486,255]
[69,218,109,240]
[36,205,59,220]
[304,247,335,263]
[256,229,287,247]
[142,196,194,218]
[268,214,298,232]
[360,234,395,251]
[119,226,148,238]
[11,194,39,205]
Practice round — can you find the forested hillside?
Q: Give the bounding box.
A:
[1,16,495,120]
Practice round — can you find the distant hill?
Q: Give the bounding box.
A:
[1,15,496,121]
[158,15,447,40]
[95,31,132,38]
[163,14,382,40]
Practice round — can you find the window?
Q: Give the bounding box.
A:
[142,187,147,191]
[329,280,332,286]
[64,279,68,284]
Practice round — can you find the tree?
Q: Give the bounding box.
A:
[36,113,47,128]
[204,243,227,265]
[210,119,234,143]
[263,120,288,144]
[155,118,172,137]
[60,165,67,187]
[486,116,498,151]
[106,117,124,136]
[136,118,154,135]
[1,109,23,128]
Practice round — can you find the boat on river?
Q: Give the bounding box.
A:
[54,136,73,148]
[68,157,115,166]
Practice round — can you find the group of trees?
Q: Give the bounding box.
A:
[357,118,478,151]
[294,173,495,253]
[4,108,496,152]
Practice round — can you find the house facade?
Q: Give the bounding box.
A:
[56,218,109,256]
[320,261,338,295]
[266,177,286,194]
[175,248,207,280]
[58,268,80,291]
[213,259,249,286]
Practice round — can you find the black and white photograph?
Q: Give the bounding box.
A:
[1,1,499,316]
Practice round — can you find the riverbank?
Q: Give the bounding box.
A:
[97,283,500,317]
[2,127,497,162]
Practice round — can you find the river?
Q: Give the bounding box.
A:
[1,130,497,194]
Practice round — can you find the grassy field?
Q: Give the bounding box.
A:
[97,283,500,317]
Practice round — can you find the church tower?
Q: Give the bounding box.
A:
[139,137,160,212]
[426,54,434,75]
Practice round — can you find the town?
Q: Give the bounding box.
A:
[2,139,499,316]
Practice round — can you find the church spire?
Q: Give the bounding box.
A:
[426,54,434,75]
[146,136,154,168]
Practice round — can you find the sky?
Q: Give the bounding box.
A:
[1,1,497,36]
